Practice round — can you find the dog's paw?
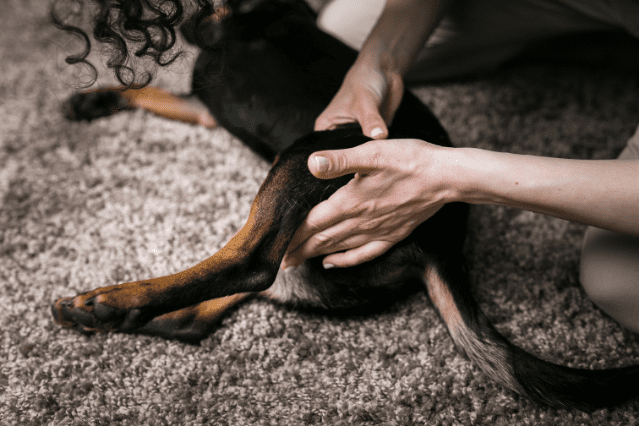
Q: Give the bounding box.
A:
[64,91,128,121]
[51,286,154,334]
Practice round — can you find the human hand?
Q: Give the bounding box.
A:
[314,64,404,140]
[281,138,454,270]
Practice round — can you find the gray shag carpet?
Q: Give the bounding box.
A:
[0,1,638,425]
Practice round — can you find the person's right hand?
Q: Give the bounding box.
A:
[314,64,405,139]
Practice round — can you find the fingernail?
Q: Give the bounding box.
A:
[370,127,384,138]
[323,263,335,269]
[314,156,329,173]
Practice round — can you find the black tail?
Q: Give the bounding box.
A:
[424,254,638,411]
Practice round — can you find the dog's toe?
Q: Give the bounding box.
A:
[51,297,77,328]
[69,307,98,329]
[118,308,148,331]
[92,300,125,323]
[51,291,153,335]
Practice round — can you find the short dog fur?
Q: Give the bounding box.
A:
[52,0,637,411]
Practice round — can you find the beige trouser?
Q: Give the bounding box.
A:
[318,0,639,331]
[317,0,637,82]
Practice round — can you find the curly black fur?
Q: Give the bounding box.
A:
[50,0,217,87]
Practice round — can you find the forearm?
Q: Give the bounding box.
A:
[444,148,639,235]
[355,0,452,76]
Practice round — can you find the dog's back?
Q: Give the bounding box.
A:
[188,0,449,159]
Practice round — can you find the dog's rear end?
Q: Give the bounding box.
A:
[53,0,637,411]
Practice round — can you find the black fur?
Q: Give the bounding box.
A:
[57,0,638,411]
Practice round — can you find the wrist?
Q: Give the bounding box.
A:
[352,53,403,86]
[413,143,466,205]
[343,61,392,105]
[447,148,530,207]
[431,146,508,206]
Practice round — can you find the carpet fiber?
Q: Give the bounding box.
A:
[0,1,638,425]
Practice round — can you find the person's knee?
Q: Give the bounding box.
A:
[581,261,629,315]
[580,226,639,332]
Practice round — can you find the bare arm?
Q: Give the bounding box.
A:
[281,139,638,269]
[357,0,451,76]
[451,148,639,234]
[315,0,452,137]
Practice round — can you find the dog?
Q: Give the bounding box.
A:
[51,0,637,411]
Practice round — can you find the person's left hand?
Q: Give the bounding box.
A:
[281,138,454,270]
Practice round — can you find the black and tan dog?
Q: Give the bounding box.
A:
[51,0,637,411]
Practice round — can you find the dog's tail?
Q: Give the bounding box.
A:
[424,254,638,411]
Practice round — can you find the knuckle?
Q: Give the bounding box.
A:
[300,232,332,257]
[363,112,384,127]
[314,232,332,244]
[359,219,379,232]
[314,116,329,131]
[303,217,322,234]
[342,200,362,217]
[369,144,385,169]
[357,142,384,171]
[334,153,350,173]
[360,199,379,216]
[370,151,383,170]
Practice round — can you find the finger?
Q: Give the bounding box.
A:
[281,196,355,268]
[314,111,357,132]
[322,240,394,268]
[362,120,388,140]
[314,106,332,131]
[379,72,404,127]
[308,141,384,179]
[283,214,360,268]
[354,93,388,139]
[282,231,331,269]
[315,98,387,138]
[315,94,360,132]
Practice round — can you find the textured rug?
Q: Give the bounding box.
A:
[0,1,638,425]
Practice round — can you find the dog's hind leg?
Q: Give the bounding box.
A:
[126,266,321,344]
[56,263,329,343]
[50,192,289,334]
[64,86,216,128]
[51,133,348,335]
[133,293,254,343]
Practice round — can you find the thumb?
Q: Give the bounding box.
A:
[360,111,388,140]
[308,142,382,179]
[356,93,389,140]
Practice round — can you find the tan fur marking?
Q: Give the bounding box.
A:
[424,265,521,393]
[154,293,251,323]
[79,86,216,128]
[70,188,279,314]
[210,6,231,23]
[424,266,463,337]
[120,87,217,128]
